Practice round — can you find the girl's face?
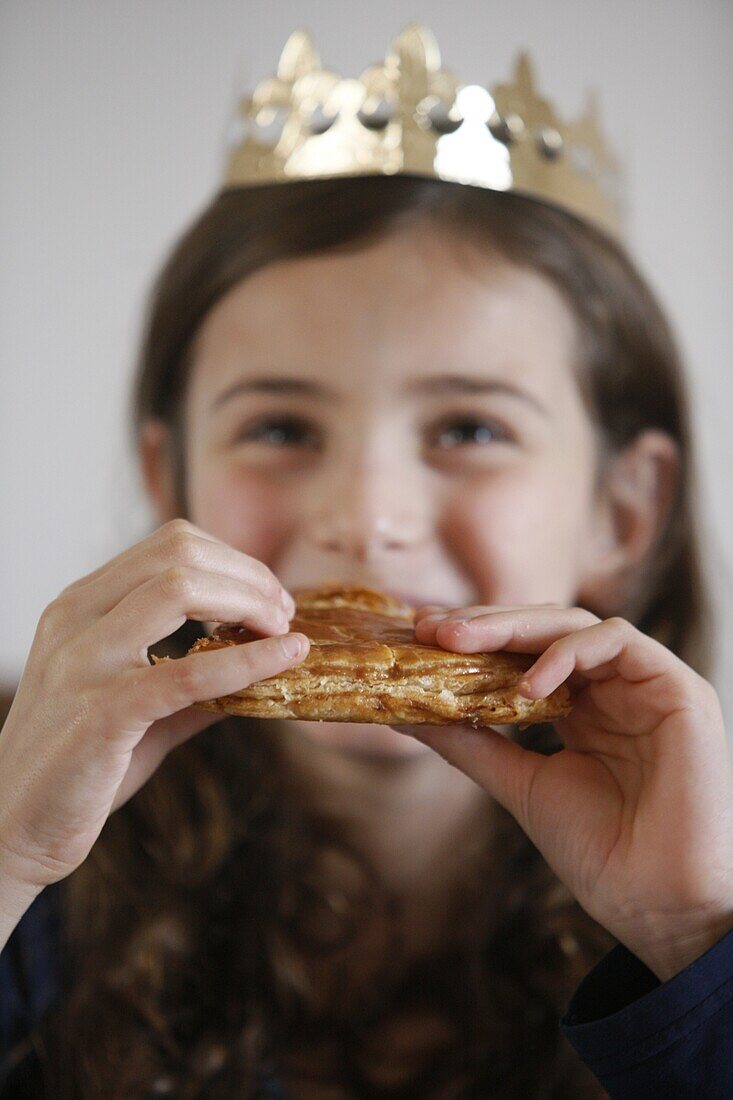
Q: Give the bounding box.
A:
[175,224,607,757]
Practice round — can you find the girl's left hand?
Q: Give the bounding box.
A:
[390,605,733,981]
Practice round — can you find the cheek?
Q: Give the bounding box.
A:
[187,462,292,563]
[442,466,593,605]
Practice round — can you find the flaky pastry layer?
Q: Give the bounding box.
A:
[153,583,571,727]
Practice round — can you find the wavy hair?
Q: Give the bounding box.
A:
[25,176,711,1096]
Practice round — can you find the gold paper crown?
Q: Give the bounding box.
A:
[222,22,625,241]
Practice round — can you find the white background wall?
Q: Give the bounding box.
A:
[2,1,732,717]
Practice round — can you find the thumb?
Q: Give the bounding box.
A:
[389,723,543,833]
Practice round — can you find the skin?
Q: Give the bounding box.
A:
[142,222,733,978]
[1,223,731,986]
[146,224,620,914]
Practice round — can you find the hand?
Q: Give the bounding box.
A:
[390,604,733,981]
[0,519,310,905]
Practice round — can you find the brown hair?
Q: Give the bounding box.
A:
[30,176,711,1096]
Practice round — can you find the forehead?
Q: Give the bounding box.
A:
[188,224,580,401]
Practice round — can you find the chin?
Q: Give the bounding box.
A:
[288,719,432,759]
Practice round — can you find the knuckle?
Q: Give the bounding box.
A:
[36,599,69,646]
[252,561,283,601]
[605,615,633,634]
[686,670,720,711]
[166,528,207,569]
[167,657,209,700]
[159,565,198,603]
[160,517,194,540]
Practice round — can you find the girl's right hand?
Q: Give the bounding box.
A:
[0,519,310,904]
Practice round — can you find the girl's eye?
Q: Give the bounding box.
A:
[234,417,321,448]
[426,417,511,449]
[231,414,511,453]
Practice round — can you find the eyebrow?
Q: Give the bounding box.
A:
[210,372,550,418]
[405,374,550,417]
[210,377,334,410]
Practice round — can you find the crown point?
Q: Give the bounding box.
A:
[397,20,440,49]
[515,51,534,80]
[389,21,442,73]
[276,28,321,82]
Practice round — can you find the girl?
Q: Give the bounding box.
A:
[1,173,732,1098]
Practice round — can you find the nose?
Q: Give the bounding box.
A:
[305,458,430,563]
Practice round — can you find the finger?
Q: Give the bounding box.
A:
[413,604,566,643]
[110,632,310,737]
[416,606,600,652]
[517,618,683,701]
[60,520,295,623]
[83,567,293,667]
[389,722,542,834]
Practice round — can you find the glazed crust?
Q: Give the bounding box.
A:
[153,583,571,727]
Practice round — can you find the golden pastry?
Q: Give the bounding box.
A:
[154,584,571,727]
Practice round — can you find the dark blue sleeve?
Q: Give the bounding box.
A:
[0,882,61,1087]
[561,926,733,1098]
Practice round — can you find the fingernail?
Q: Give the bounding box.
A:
[420,612,448,624]
[517,679,533,698]
[280,633,306,659]
[281,591,297,617]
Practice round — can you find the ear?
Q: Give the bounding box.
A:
[577,429,680,616]
[138,419,179,524]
